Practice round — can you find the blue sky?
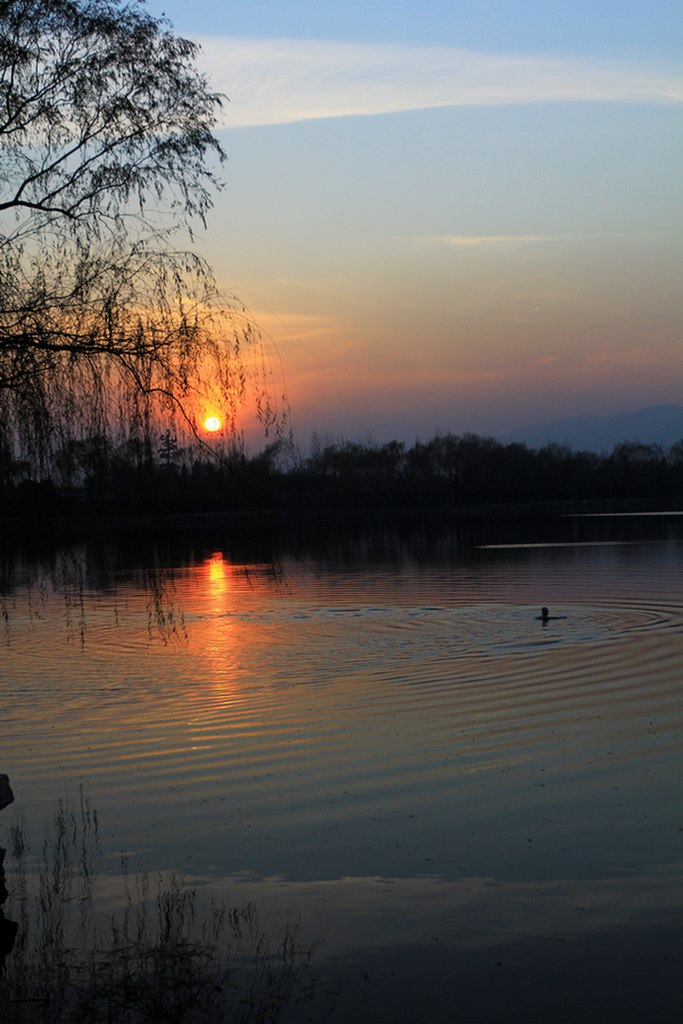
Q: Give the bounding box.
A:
[153,1,682,55]
[145,0,682,446]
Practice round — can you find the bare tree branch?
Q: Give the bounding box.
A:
[0,0,289,471]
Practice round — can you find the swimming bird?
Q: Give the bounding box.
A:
[537,607,565,622]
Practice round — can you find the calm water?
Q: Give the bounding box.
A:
[2,512,682,1022]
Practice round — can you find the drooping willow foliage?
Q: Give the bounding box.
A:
[0,0,288,474]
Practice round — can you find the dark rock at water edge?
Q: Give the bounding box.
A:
[0,852,18,966]
[0,776,18,967]
[0,775,13,812]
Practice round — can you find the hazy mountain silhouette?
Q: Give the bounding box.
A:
[502,404,683,453]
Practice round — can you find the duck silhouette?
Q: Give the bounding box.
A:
[537,607,565,623]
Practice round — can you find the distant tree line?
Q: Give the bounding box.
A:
[2,431,682,518]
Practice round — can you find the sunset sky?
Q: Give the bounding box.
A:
[145,0,682,448]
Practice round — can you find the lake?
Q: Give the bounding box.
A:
[2,510,682,1022]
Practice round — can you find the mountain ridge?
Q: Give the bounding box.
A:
[501,404,683,453]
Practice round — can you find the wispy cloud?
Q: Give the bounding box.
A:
[419,233,619,248]
[197,37,683,127]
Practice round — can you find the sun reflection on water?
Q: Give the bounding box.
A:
[188,552,241,708]
[205,551,231,610]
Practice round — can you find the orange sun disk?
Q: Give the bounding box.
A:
[204,416,222,432]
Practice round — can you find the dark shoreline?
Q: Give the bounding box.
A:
[2,495,682,540]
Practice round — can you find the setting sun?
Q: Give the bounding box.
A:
[204,416,222,432]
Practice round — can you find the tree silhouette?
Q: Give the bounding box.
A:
[0,0,287,472]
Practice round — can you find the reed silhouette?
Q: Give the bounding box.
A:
[0,790,325,1023]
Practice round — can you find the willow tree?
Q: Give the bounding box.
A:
[0,0,286,474]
